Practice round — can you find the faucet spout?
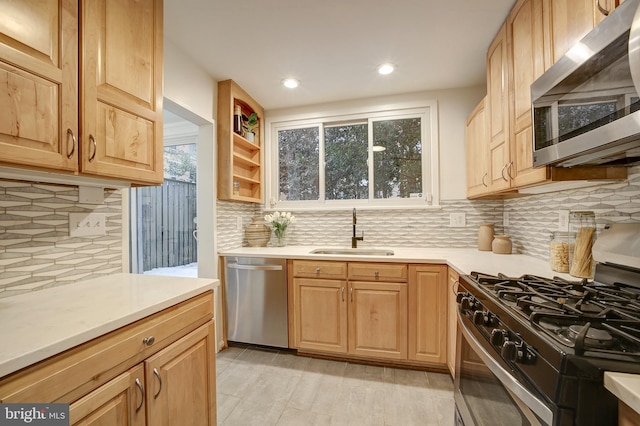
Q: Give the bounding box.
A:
[351,208,364,248]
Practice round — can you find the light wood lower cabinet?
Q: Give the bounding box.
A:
[292,260,446,366]
[1,292,216,426]
[293,277,348,354]
[70,364,146,426]
[349,280,407,360]
[447,268,460,376]
[408,265,448,365]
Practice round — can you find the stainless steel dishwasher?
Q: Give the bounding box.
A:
[224,256,288,348]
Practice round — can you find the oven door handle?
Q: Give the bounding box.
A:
[458,314,554,425]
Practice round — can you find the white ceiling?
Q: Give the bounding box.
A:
[164,0,516,110]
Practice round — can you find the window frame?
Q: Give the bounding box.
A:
[265,101,440,211]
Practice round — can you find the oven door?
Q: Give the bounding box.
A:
[454,313,554,426]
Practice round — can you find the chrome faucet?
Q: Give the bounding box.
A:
[352,208,364,248]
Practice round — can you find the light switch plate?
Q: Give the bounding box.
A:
[69,213,107,237]
[558,210,570,231]
[450,213,466,228]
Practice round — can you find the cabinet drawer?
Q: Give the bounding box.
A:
[293,260,347,279]
[0,291,213,404]
[348,263,407,282]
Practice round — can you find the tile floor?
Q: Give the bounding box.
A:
[215,345,455,425]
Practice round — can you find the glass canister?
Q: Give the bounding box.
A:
[549,231,575,273]
[569,211,596,278]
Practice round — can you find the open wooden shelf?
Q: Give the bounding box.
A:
[217,80,264,203]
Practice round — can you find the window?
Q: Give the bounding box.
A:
[268,105,438,209]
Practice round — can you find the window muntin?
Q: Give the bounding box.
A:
[270,106,437,208]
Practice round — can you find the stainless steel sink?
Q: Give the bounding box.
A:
[310,248,395,256]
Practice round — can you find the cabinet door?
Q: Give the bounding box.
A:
[508,0,549,188]
[69,364,145,426]
[447,268,460,376]
[348,281,407,360]
[145,321,216,426]
[408,265,447,365]
[0,0,78,172]
[486,24,511,193]
[293,278,348,354]
[465,98,490,198]
[546,0,597,65]
[80,0,163,184]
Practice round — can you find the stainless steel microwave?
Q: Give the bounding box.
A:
[531,0,640,167]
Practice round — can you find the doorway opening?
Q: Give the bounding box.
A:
[130,110,199,277]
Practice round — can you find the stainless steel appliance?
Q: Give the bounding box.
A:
[531,0,640,167]
[224,257,288,348]
[455,224,640,426]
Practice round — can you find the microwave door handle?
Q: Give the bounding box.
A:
[457,315,554,425]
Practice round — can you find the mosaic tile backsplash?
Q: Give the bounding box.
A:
[0,181,123,298]
[218,166,640,264]
[2,166,638,297]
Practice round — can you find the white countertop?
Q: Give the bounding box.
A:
[605,372,640,415]
[219,246,574,280]
[0,273,217,378]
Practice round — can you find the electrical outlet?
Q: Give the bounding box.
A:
[69,213,106,237]
[504,211,510,227]
[450,213,466,228]
[236,216,243,230]
[558,210,570,231]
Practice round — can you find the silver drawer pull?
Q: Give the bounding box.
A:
[315,267,321,273]
[143,336,155,346]
[374,271,379,277]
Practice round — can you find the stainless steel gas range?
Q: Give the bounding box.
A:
[454,224,640,426]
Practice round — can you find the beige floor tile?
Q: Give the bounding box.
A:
[276,407,332,426]
[216,392,241,424]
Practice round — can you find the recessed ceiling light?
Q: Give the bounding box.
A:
[377,63,394,75]
[282,78,299,89]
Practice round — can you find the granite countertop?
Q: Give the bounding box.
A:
[605,372,640,415]
[0,273,217,378]
[219,246,574,280]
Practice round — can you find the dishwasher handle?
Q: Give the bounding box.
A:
[227,262,283,271]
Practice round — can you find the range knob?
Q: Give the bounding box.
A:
[460,296,476,311]
[501,341,522,362]
[473,310,487,325]
[455,292,467,303]
[490,329,507,346]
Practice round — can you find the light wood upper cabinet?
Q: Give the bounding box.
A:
[0,0,78,172]
[0,0,164,186]
[80,0,164,184]
[408,265,448,365]
[545,0,623,65]
[486,24,512,193]
[508,0,548,188]
[465,98,490,198]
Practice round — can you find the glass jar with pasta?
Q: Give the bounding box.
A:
[550,231,575,273]
[569,211,596,279]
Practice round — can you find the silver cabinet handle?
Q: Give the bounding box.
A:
[596,0,610,16]
[374,271,379,278]
[153,368,162,398]
[500,163,509,182]
[350,287,353,302]
[341,287,345,302]
[135,378,144,412]
[143,336,155,346]
[66,129,76,159]
[227,263,283,271]
[481,173,488,188]
[315,267,321,273]
[506,161,514,180]
[88,134,97,162]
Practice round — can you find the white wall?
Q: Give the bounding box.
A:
[266,86,485,201]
